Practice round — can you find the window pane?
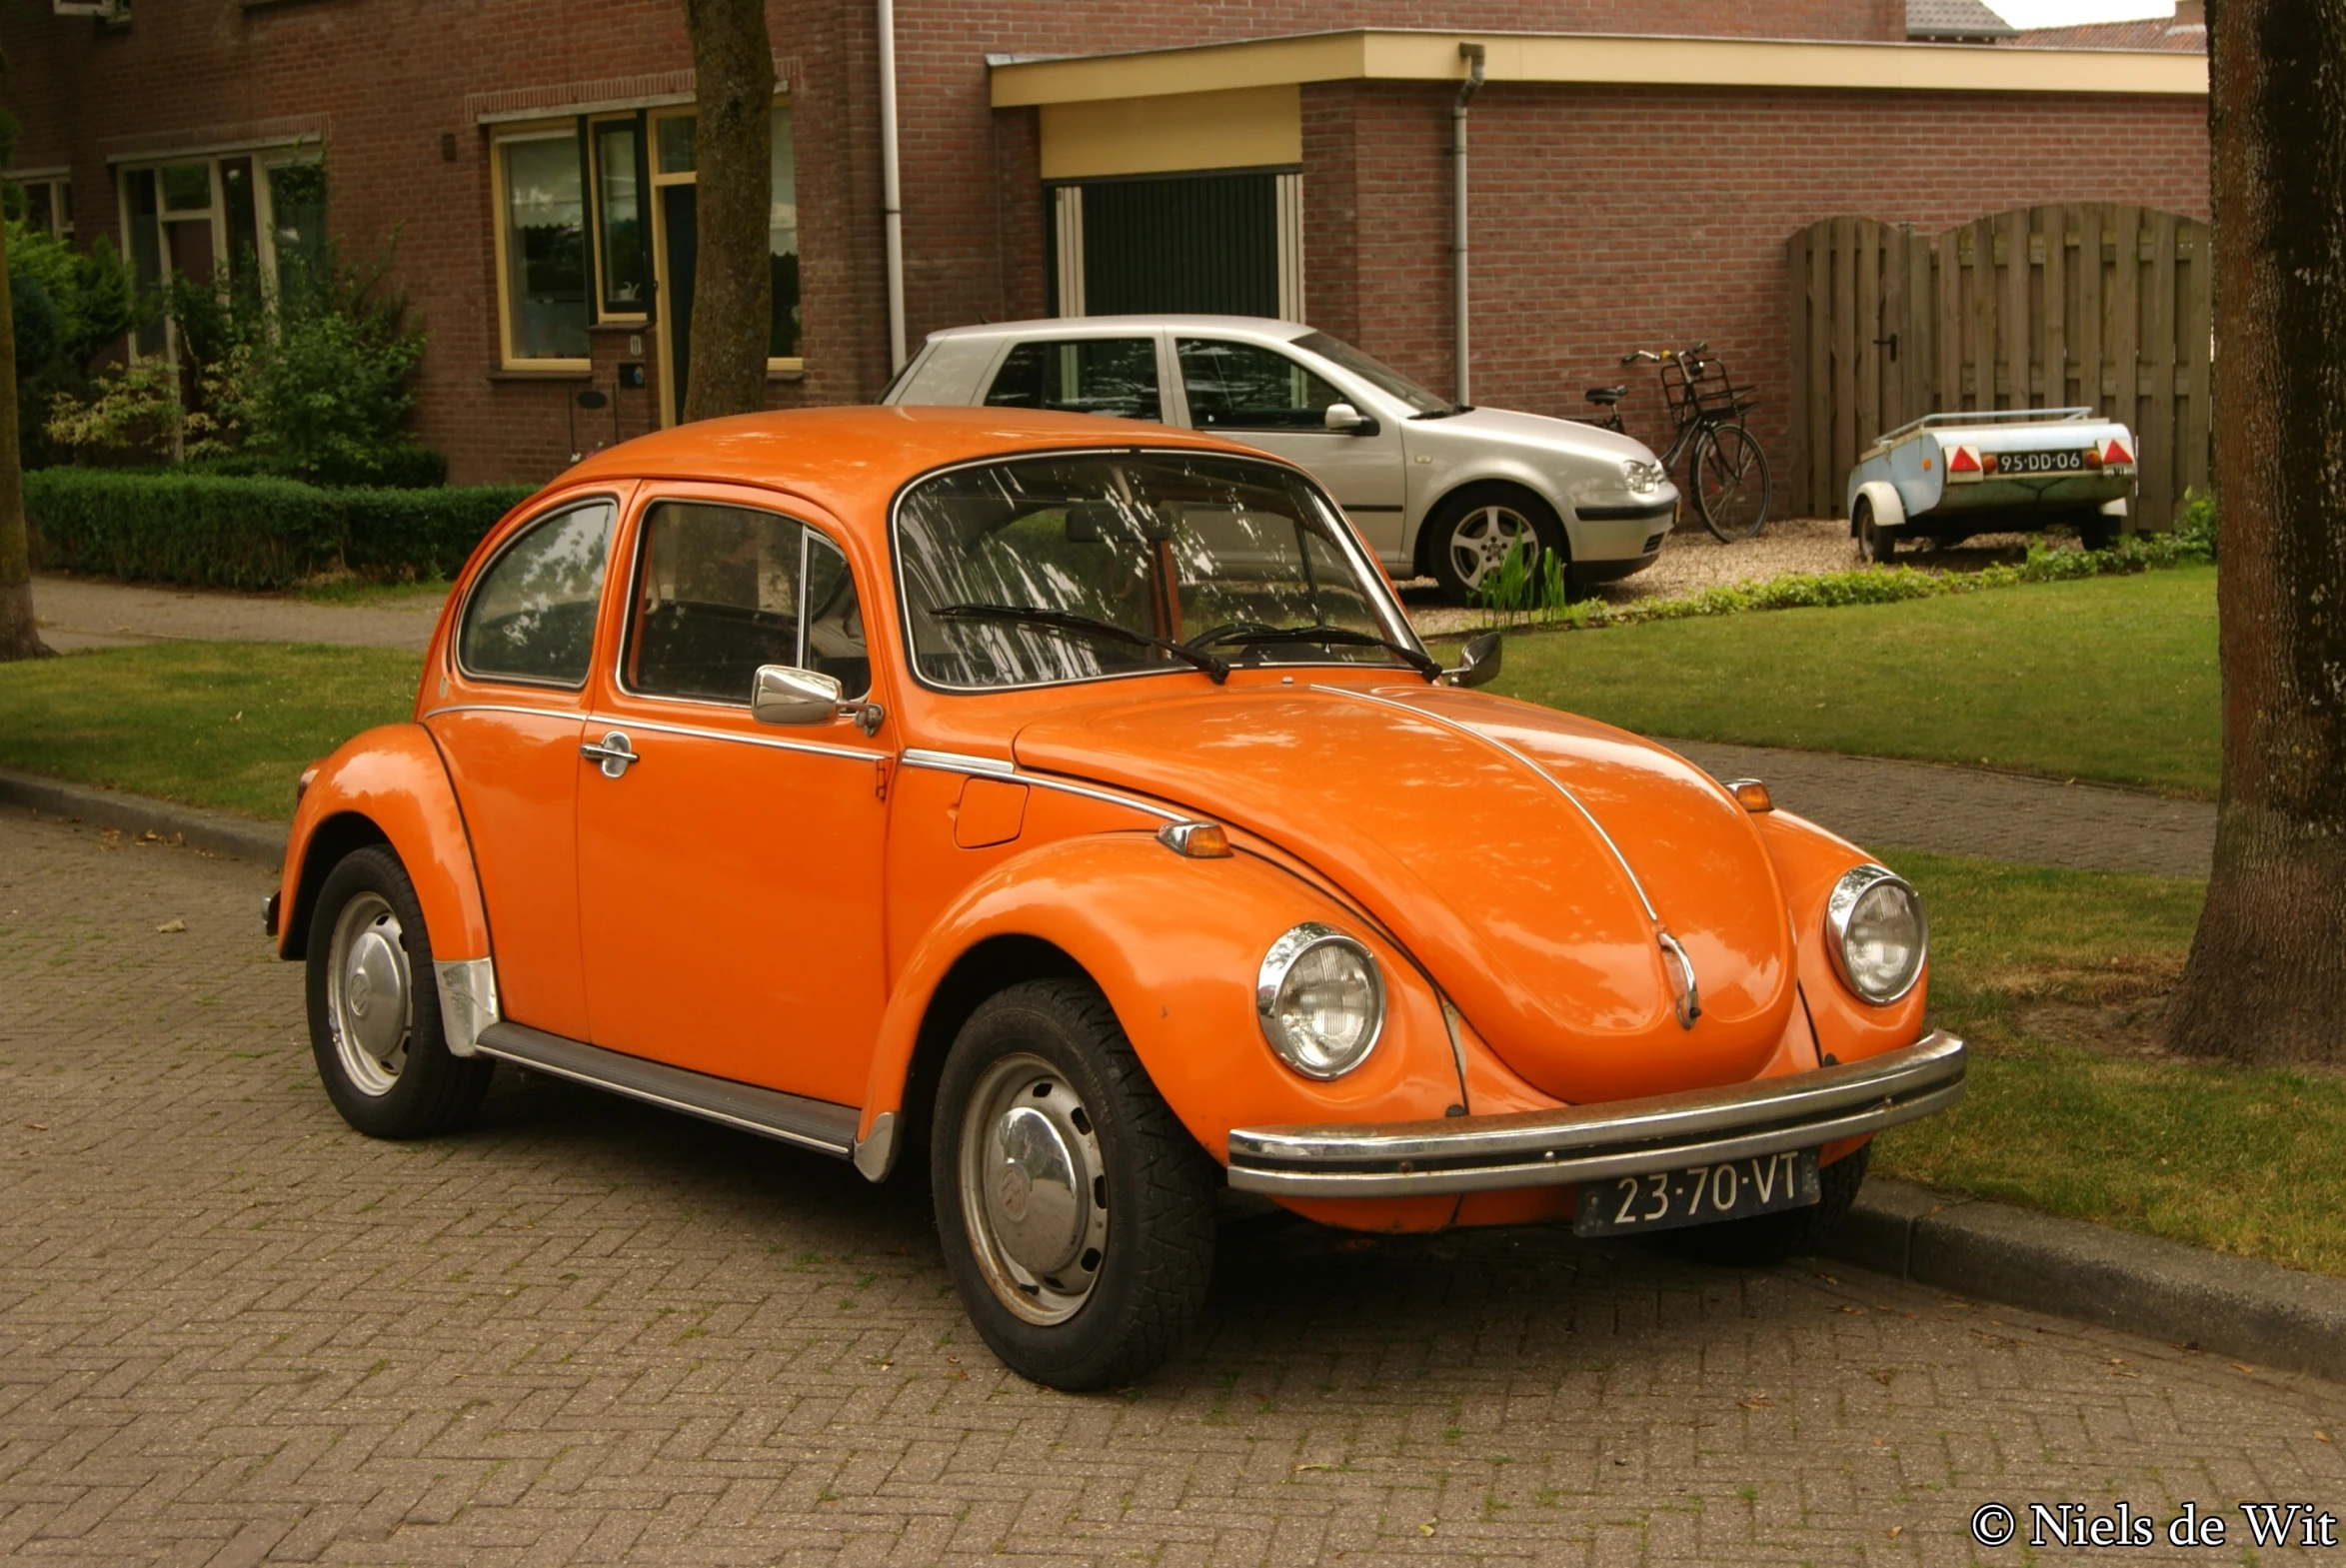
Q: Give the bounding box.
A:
[24,183,53,234]
[769,106,799,359]
[267,161,328,285]
[500,136,589,360]
[459,503,615,685]
[160,163,212,213]
[1177,339,1342,431]
[656,115,696,175]
[626,503,869,704]
[984,338,1161,420]
[220,158,260,285]
[594,122,647,315]
[125,169,165,356]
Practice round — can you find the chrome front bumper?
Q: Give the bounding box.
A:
[1225,1031,1965,1198]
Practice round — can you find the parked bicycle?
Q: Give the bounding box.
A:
[1581,342,1772,543]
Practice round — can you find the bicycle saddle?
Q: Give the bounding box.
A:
[1584,385,1627,405]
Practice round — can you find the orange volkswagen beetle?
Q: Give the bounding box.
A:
[269,407,1963,1390]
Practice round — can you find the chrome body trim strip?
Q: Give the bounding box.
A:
[475,1021,860,1157]
[898,748,1186,821]
[1224,1031,1965,1198]
[579,713,877,764]
[424,703,589,724]
[902,748,1017,775]
[433,958,501,1058]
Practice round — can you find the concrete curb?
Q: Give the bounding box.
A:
[1830,1177,2346,1385]
[0,767,288,865]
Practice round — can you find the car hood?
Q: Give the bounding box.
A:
[1011,685,1795,1103]
[1409,404,1661,466]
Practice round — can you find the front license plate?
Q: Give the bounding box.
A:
[1572,1150,1821,1237]
[1998,448,2088,474]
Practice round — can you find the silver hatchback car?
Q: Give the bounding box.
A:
[884,316,1679,606]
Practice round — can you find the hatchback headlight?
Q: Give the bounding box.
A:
[1621,459,1664,495]
[1256,923,1384,1078]
[1825,865,1927,1004]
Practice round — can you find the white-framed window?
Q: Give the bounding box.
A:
[492,121,593,367]
[644,104,803,368]
[115,147,327,358]
[12,171,73,238]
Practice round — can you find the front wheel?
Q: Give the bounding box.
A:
[1422,486,1566,608]
[1692,425,1771,543]
[931,979,1217,1390]
[304,844,494,1138]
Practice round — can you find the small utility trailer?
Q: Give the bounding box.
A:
[1845,407,2137,563]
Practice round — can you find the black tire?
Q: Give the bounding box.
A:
[304,844,494,1139]
[1672,1143,1871,1267]
[1854,496,1898,565]
[1692,424,1771,543]
[1421,485,1566,608]
[931,978,1216,1391]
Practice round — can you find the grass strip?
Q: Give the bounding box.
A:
[0,642,419,820]
[1877,852,2346,1278]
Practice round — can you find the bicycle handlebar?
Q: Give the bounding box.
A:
[1620,341,1711,365]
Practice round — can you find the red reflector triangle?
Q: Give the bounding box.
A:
[1948,446,1980,473]
[2103,439,2132,464]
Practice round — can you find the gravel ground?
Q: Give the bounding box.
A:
[31,573,449,653]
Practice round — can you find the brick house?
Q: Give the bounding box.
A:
[3,1,2206,489]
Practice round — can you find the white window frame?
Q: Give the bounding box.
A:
[490,119,594,372]
[111,140,323,362]
[11,169,73,238]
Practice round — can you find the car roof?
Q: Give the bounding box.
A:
[554,405,1269,540]
[919,315,1313,343]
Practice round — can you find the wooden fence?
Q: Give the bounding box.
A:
[1786,205,2210,530]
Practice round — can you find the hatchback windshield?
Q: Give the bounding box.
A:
[896,452,1425,691]
[1293,331,1454,416]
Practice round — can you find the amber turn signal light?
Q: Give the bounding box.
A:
[1725,779,1774,812]
[1158,820,1232,858]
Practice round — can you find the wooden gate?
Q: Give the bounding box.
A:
[1786,206,2211,530]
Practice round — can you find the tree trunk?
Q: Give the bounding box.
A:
[0,211,57,662]
[2167,0,2346,1067]
[680,0,776,423]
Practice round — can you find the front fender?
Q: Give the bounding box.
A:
[276,723,489,967]
[1752,810,1931,1062]
[860,833,1462,1164]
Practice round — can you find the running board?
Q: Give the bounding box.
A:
[475,1021,860,1159]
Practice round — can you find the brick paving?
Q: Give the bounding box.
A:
[4,808,2334,1565]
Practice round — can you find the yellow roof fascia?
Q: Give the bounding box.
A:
[990,28,2207,107]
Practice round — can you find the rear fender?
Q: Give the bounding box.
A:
[1848,479,1906,535]
[858,832,1460,1176]
[277,724,494,1045]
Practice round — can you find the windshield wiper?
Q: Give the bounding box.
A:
[1187,623,1442,683]
[932,604,1230,684]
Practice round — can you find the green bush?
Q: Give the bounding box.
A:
[26,468,532,591]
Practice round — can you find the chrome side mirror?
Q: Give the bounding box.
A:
[1323,402,1377,435]
[1447,631,1502,688]
[752,664,887,735]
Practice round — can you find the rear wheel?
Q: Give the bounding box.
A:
[1692,425,1771,542]
[304,845,494,1139]
[1422,486,1565,607]
[931,979,1216,1390]
[1673,1143,1870,1266]
[1854,496,1898,565]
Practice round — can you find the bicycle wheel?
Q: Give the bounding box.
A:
[1692,425,1771,543]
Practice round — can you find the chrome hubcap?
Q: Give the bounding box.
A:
[1447,505,1537,591]
[959,1053,1108,1325]
[328,892,412,1096]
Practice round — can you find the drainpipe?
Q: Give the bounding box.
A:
[878,0,909,373]
[1451,42,1486,408]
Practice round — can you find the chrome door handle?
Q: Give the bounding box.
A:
[581,731,640,779]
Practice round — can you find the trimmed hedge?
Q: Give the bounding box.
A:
[26,467,534,591]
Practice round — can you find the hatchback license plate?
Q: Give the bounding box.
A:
[1572,1150,1821,1237]
[1998,449,2088,474]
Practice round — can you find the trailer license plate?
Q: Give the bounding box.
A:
[2000,449,2088,474]
[1571,1150,1821,1237]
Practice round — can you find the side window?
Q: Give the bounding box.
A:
[1177,339,1343,431]
[625,501,870,705]
[983,337,1161,420]
[457,501,616,686]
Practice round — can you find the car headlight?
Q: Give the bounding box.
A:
[1621,459,1664,495]
[1256,923,1384,1078]
[1824,865,1927,1004]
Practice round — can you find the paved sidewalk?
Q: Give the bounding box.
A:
[31,573,445,654]
[2,808,2334,1566]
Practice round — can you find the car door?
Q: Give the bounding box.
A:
[572,488,889,1107]
[427,492,626,1041]
[1171,337,1409,566]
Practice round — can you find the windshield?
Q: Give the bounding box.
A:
[896,452,1420,691]
[1293,331,1454,416]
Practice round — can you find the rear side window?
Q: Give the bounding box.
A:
[624,500,869,704]
[983,337,1161,420]
[1177,339,1343,431]
[457,501,616,687]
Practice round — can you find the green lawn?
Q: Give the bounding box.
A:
[0,642,419,819]
[1488,567,2219,796]
[1877,851,2346,1277]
